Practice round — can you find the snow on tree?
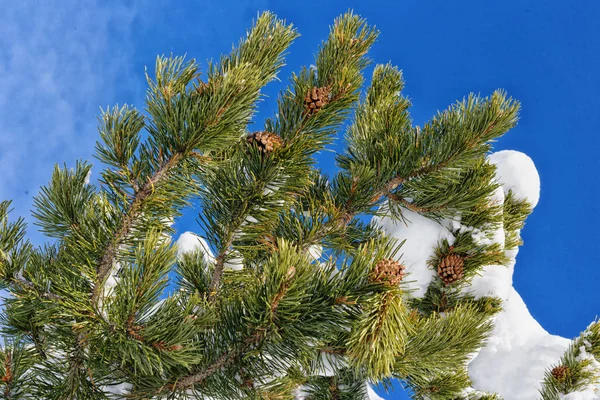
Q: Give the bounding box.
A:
[0,11,598,400]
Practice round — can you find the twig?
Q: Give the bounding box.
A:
[387,194,445,214]
[91,153,182,307]
[167,264,295,392]
[168,333,263,392]
[14,277,61,301]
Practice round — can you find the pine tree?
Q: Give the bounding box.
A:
[0,11,598,400]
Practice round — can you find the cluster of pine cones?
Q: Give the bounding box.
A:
[245,86,332,155]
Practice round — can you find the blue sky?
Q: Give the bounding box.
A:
[1,1,599,398]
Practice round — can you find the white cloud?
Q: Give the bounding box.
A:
[0,1,141,241]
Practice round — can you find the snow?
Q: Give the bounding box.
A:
[374,209,455,297]
[307,244,322,261]
[103,383,133,396]
[468,287,570,398]
[561,391,600,400]
[366,385,385,400]
[468,263,513,301]
[466,151,572,398]
[445,186,506,248]
[488,150,541,207]
[176,232,215,264]
[84,168,92,185]
[103,274,118,297]
[375,150,591,399]
[313,351,347,377]
[224,250,244,271]
[176,232,245,270]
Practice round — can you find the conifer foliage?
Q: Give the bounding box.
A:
[0,11,598,400]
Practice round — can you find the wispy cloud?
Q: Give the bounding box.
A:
[0,0,275,244]
[0,1,140,240]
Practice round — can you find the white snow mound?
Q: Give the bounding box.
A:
[488,150,541,208]
[176,232,215,263]
[468,287,570,398]
[375,150,586,399]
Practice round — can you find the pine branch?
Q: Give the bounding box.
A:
[91,153,182,307]
[302,369,370,400]
[387,193,444,214]
[203,183,260,301]
[0,203,63,303]
[539,321,600,399]
[329,376,341,400]
[174,349,236,390]
[162,241,304,396]
[207,235,235,301]
[170,333,263,392]
[372,105,509,206]
[295,89,517,253]
[1,351,13,399]
[335,64,519,224]
[29,330,47,361]
[395,304,494,393]
[12,276,61,302]
[0,342,35,399]
[169,303,284,393]
[95,14,299,312]
[201,12,378,299]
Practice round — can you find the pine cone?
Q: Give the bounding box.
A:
[371,258,406,286]
[195,81,210,95]
[303,86,331,115]
[551,365,570,381]
[127,324,144,342]
[437,253,464,286]
[247,131,283,154]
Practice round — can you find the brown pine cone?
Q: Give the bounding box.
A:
[247,131,283,154]
[371,258,406,286]
[195,81,210,95]
[437,253,465,286]
[551,365,570,381]
[303,86,331,115]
